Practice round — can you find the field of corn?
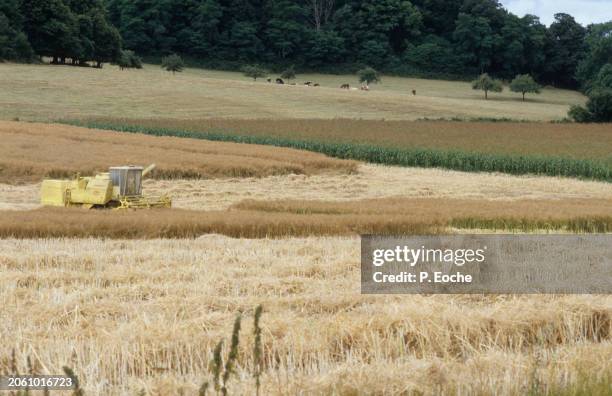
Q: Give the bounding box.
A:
[71,120,612,181]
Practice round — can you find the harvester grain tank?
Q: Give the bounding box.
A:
[40,164,171,209]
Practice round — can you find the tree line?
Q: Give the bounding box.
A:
[0,0,610,94]
[1,0,120,67]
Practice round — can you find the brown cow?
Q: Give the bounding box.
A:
[340,83,350,89]
[412,90,416,95]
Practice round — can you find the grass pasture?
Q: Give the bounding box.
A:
[0,62,586,122]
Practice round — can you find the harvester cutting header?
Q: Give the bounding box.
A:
[41,164,171,209]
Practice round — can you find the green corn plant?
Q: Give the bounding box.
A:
[62,366,83,396]
[221,314,242,396]
[253,305,263,396]
[211,340,223,394]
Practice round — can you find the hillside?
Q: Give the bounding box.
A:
[0,63,586,122]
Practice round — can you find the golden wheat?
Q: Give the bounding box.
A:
[1,237,610,395]
[0,121,356,184]
[4,164,612,212]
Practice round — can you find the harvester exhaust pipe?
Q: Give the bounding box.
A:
[142,163,156,178]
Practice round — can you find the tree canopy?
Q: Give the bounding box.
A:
[241,65,268,81]
[358,67,380,85]
[0,0,609,95]
[472,73,503,99]
[510,74,541,101]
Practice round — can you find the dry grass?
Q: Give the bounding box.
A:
[0,121,356,184]
[1,237,610,395]
[4,164,612,211]
[97,118,612,164]
[0,62,586,122]
[1,196,610,238]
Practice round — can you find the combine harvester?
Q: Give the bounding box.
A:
[40,164,171,209]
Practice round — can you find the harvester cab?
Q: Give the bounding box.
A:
[40,164,171,209]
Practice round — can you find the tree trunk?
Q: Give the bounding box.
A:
[485,90,488,100]
[522,92,525,101]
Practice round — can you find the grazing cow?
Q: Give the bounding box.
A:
[313,83,320,87]
[304,81,312,86]
[340,83,350,89]
[267,78,272,83]
[412,89,416,96]
[360,85,369,91]
[276,78,284,84]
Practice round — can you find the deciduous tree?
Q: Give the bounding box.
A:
[472,73,503,99]
[510,74,541,101]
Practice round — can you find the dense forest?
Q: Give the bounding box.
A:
[1,0,611,90]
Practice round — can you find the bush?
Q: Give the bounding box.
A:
[161,54,184,74]
[117,50,142,69]
[568,105,593,123]
[241,64,268,81]
[586,89,612,122]
[569,89,612,123]
[280,65,296,80]
[357,66,380,85]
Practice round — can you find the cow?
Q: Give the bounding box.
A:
[276,78,284,84]
[313,83,320,87]
[412,89,416,96]
[340,83,350,89]
[267,78,272,83]
[304,81,312,86]
[360,85,369,91]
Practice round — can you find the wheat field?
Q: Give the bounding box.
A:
[4,163,612,211]
[0,63,585,121]
[0,121,356,183]
[1,236,610,395]
[1,61,611,395]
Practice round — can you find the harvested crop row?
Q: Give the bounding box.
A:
[0,207,443,238]
[1,196,611,238]
[0,121,356,184]
[73,120,612,181]
[1,237,610,394]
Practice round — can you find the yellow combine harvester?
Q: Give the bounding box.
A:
[40,164,171,209]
